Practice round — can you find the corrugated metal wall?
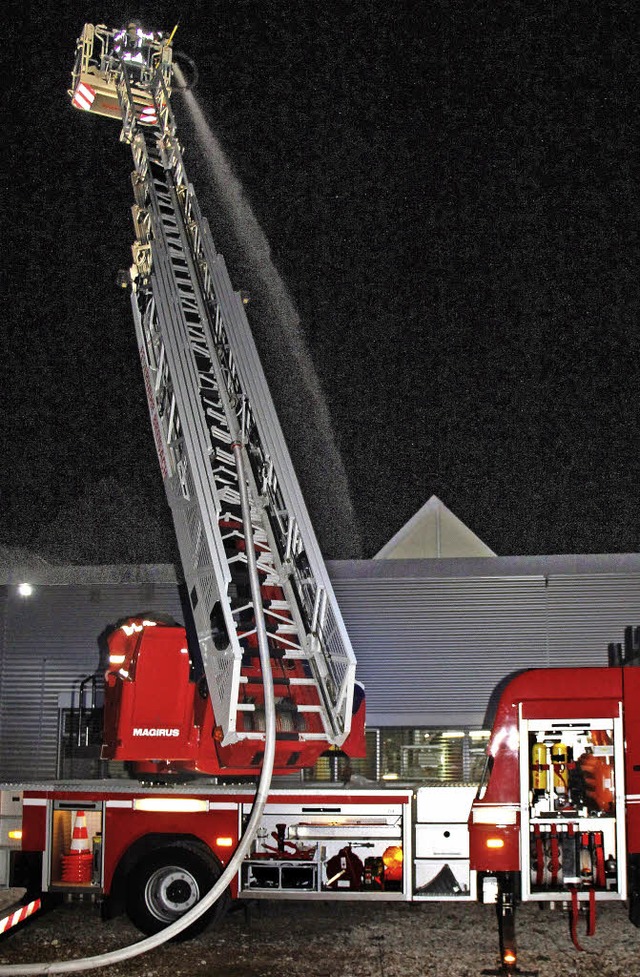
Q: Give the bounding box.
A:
[333,575,549,727]
[2,556,640,779]
[0,583,184,781]
[329,558,640,727]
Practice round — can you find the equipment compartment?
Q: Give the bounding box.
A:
[413,786,476,902]
[240,797,410,898]
[48,801,103,891]
[520,712,626,902]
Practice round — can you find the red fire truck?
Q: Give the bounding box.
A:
[5,641,640,975]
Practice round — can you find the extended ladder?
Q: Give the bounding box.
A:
[69,24,356,748]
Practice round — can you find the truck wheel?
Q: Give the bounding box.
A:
[125,844,227,938]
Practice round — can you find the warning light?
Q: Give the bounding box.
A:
[503,949,517,966]
[485,837,505,849]
[215,836,233,848]
[8,830,22,841]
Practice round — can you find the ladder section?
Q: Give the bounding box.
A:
[116,66,356,748]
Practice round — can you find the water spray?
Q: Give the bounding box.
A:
[173,51,198,90]
[173,64,363,558]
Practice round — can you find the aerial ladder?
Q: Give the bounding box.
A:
[69,23,363,777]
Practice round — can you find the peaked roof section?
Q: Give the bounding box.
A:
[374,495,496,559]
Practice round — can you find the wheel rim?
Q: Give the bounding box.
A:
[144,864,200,922]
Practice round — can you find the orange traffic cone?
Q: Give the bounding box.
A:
[61,810,93,883]
[69,811,90,852]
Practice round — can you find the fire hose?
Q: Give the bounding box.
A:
[0,443,276,975]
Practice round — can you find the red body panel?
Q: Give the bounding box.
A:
[622,668,640,853]
[102,806,239,894]
[21,801,47,853]
[469,823,520,873]
[103,626,199,761]
[101,618,366,777]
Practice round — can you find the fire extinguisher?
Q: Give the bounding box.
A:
[531,742,548,795]
[551,742,569,808]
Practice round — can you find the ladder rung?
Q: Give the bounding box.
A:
[231,731,329,742]
[240,676,293,687]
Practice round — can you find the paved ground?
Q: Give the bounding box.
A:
[0,889,25,915]
[1,897,639,976]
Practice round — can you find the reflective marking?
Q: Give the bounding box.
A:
[0,899,41,933]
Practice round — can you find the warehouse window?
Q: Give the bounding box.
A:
[308,730,379,783]
[377,728,490,784]
[307,728,489,785]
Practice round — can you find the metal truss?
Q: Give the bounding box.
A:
[106,57,356,747]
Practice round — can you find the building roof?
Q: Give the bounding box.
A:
[330,551,640,581]
[374,495,496,559]
[0,545,178,585]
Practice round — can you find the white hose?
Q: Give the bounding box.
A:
[0,445,276,975]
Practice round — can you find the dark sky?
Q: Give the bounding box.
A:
[2,1,640,564]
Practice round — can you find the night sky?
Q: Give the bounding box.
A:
[2,1,640,564]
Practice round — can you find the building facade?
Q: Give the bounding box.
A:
[2,552,640,785]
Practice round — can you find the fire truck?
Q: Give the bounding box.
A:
[1,22,640,975]
[6,651,640,972]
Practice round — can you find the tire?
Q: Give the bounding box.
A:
[125,844,227,939]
